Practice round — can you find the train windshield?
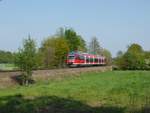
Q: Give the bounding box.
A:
[69,56,75,59]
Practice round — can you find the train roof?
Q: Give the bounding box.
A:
[68,51,105,58]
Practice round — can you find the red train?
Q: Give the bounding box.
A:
[66,51,106,67]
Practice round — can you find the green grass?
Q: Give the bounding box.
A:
[0,71,150,113]
[0,63,17,71]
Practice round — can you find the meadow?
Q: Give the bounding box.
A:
[0,63,17,71]
[0,71,150,113]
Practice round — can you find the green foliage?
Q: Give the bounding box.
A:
[117,51,123,58]
[102,49,112,65]
[0,63,17,71]
[144,51,150,69]
[15,36,37,85]
[63,28,87,52]
[127,44,143,53]
[0,71,150,113]
[0,50,14,63]
[115,43,148,70]
[38,28,87,69]
[39,36,69,68]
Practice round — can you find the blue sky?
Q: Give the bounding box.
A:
[0,0,150,56]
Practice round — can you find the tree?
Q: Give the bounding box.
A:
[126,44,145,70]
[39,38,56,68]
[144,51,150,69]
[88,37,102,55]
[15,36,37,85]
[116,51,123,58]
[63,28,87,52]
[54,37,70,67]
[39,28,86,68]
[102,49,112,65]
[115,43,146,70]
[114,51,124,69]
[88,37,112,65]
[39,36,69,68]
[0,50,14,63]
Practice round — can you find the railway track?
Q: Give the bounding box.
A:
[0,66,112,76]
[0,66,112,88]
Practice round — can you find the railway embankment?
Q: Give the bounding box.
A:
[0,66,112,88]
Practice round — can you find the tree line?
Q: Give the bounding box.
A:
[0,50,14,63]
[1,28,149,72]
[0,28,111,68]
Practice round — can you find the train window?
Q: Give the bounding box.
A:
[104,58,106,63]
[95,58,98,63]
[99,59,102,63]
[76,56,80,60]
[79,55,84,60]
[86,58,89,63]
[102,59,104,63]
[69,56,74,59]
[90,58,93,62]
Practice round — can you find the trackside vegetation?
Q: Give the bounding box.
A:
[15,37,38,85]
[114,44,150,70]
[0,28,113,71]
[1,28,149,71]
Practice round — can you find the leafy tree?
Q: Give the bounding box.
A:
[144,51,150,69]
[38,28,86,68]
[102,49,112,65]
[115,43,146,70]
[144,51,150,59]
[63,28,87,52]
[116,51,123,58]
[114,51,124,69]
[39,36,69,68]
[15,36,37,85]
[54,37,70,67]
[126,44,145,70]
[0,50,14,63]
[88,37,102,55]
[127,44,143,53]
[77,36,87,52]
[39,38,56,68]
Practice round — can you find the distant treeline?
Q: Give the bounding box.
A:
[0,50,14,63]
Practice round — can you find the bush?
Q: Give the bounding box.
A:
[15,36,37,85]
[115,43,149,70]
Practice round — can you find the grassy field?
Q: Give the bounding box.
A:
[0,71,150,113]
[0,63,17,71]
